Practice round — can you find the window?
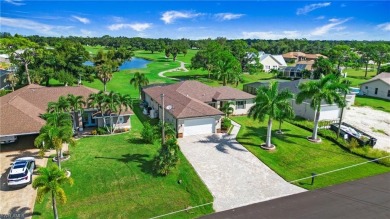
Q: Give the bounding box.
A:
[208,102,216,108]
[118,116,124,124]
[375,88,378,95]
[387,90,390,97]
[365,86,368,89]
[265,65,270,70]
[236,101,246,109]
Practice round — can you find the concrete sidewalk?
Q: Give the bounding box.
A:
[178,120,305,212]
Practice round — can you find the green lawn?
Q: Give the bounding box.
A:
[33,106,213,219]
[344,67,376,79]
[84,45,107,55]
[232,116,390,190]
[355,96,390,113]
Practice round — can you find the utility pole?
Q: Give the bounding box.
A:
[161,93,165,144]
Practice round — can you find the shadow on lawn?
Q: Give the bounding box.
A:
[95,154,154,176]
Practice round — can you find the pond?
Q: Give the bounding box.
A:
[84,57,151,70]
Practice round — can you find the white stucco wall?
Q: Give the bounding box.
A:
[231,99,254,115]
[261,56,280,72]
[292,100,340,121]
[360,80,390,100]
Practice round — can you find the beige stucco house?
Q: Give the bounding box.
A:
[142,80,255,138]
[360,72,390,100]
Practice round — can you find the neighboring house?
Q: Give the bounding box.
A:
[0,54,10,63]
[282,52,327,63]
[0,84,133,140]
[360,72,390,100]
[142,80,255,137]
[244,80,355,121]
[258,52,287,72]
[278,60,316,79]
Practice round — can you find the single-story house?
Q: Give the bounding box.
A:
[282,52,327,63]
[142,80,255,137]
[0,84,133,140]
[243,80,355,121]
[360,72,390,100]
[258,52,287,72]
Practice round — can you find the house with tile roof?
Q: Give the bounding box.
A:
[282,52,327,63]
[0,84,133,139]
[360,72,390,100]
[142,80,255,137]
[243,80,355,121]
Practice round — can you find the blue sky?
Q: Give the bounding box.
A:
[1,0,389,40]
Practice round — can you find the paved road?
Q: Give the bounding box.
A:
[202,172,390,219]
[178,121,305,212]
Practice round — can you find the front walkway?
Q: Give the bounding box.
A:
[178,121,306,212]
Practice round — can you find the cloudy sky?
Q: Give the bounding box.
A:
[1,0,389,40]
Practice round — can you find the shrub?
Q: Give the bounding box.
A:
[96,127,108,135]
[221,118,232,130]
[141,122,156,144]
[153,139,180,176]
[91,130,97,135]
[348,138,360,149]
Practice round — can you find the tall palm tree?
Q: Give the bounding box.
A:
[129,72,149,99]
[220,101,234,117]
[4,72,19,91]
[104,91,119,133]
[296,74,349,141]
[275,108,295,134]
[97,64,112,92]
[33,165,74,219]
[67,94,86,130]
[117,93,132,115]
[248,81,293,149]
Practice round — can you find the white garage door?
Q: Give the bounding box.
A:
[183,118,215,137]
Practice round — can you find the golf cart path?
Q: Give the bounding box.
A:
[158,61,187,80]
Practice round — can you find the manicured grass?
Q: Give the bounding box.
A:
[84,45,107,56]
[344,67,376,79]
[355,96,390,113]
[232,116,390,190]
[33,108,214,219]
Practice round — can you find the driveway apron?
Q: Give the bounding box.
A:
[178,121,306,212]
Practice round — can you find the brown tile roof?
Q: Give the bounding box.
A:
[283,52,327,60]
[143,81,254,119]
[0,84,98,136]
[361,72,390,85]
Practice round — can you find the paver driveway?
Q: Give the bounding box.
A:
[178,121,306,212]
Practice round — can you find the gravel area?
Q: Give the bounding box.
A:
[343,106,390,152]
[178,121,305,212]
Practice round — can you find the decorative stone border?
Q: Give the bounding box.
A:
[307,136,322,143]
[260,143,276,151]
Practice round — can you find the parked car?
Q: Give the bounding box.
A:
[7,157,35,187]
[0,135,18,144]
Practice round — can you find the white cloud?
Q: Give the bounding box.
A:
[0,17,73,36]
[4,0,25,6]
[161,11,202,24]
[377,22,390,31]
[72,15,90,24]
[297,2,331,15]
[316,16,325,20]
[242,31,300,39]
[214,13,244,21]
[310,18,351,36]
[107,22,152,32]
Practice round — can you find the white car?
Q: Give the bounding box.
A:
[7,157,35,187]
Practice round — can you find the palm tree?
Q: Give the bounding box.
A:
[35,112,75,169]
[47,96,70,113]
[4,72,19,91]
[67,94,86,130]
[104,91,119,133]
[248,81,293,149]
[129,72,149,99]
[97,64,112,92]
[275,108,294,134]
[220,101,234,117]
[87,91,107,113]
[33,165,74,219]
[296,74,349,141]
